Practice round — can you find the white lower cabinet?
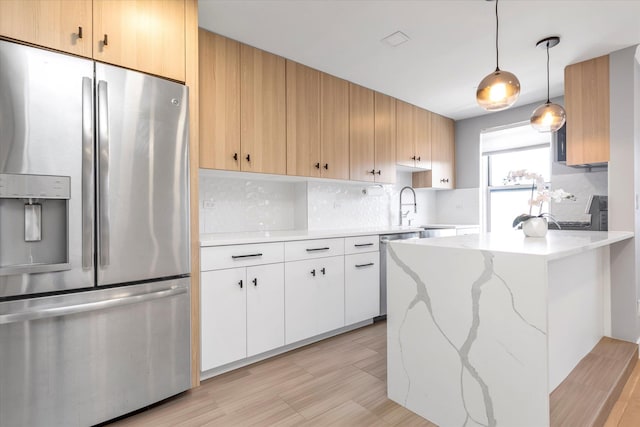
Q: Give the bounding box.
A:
[246,264,285,357]
[345,252,380,325]
[201,268,247,371]
[285,255,345,344]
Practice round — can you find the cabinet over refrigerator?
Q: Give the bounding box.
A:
[0,40,191,426]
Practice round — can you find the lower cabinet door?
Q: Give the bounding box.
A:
[345,252,380,325]
[246,263,285,357]
[201,268,247,371]
[285,258,319,344]
[317,255,345,334]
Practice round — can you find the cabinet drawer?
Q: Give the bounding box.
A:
[284,238,344,261]
[201,242,284,271]
[344,235,379,254]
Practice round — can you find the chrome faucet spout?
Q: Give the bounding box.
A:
[399,186,417,226]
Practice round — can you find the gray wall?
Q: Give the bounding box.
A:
[455,96,564,189]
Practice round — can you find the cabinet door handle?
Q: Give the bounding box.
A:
[306,247,330,252]
[417,156,421,161]
[323,163,329,170]
[252,278,258,286]
[369,169,376,175]
[78,26,83,39]
[354,243,374,247]
[376,170,381,175]
[411,156,416,161]
[103,34,108,46]
[246,154,251,162]
[355,262,375,268]
[238,280,243,289]
[315,162,320,169]
[311,269,316,277]
[233,153,238,161]
[445,178,449,183]
[231,253,263,259]
[321,267,326,275]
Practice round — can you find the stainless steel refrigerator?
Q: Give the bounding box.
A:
[0,39,191,426]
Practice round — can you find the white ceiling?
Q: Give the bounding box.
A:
[198,0,640,121]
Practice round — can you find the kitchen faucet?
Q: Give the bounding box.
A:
[399,186,417,226]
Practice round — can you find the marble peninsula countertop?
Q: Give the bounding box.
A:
[393,230,633,261]
[200,225,427,246]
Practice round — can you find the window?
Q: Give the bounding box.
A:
[480,123,552,232]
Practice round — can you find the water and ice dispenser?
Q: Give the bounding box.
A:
[0,173,71,274]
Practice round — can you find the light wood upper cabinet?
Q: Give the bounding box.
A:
[374,92,397,184]
[240,44,287,175]
[413,113,455,189]
[320,73,350,180]
[199,30,240,171]
[349,84,375,182]
[93,0,185,81]
[564,54,610,166]
[396,100,431,170]
[286,61,321,178]
[0,0,92,58]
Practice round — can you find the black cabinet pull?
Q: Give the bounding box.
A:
[315,162,320,169]
[306,247,330,252]
[252,278,258,286]
[445,178,449,183]
[369,169,376,175]
[103,34,108,46]
[356,262,375,268]
[246,154,251,162]
[233,153,238,161]
[411,156,416,161]
[354,243,374,247]
[311,269,316,277]
[231,253,263,259]
[323,163,328,170]
[376,170,381,175]
[417,156,421,161]
[78,26,83,39]
[321,267,326,275]
[238,280,243,288]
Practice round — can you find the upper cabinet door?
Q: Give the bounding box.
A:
[93,0,186,82]
[349,84,375,182]
[286,61,321,178]
[396,100,416,168]
[565,54,610,166]
[240,44,287,175]
[0,0,92,58]
[199,30,241,171]
[430,113,455,189]
[414,107,432,170]
[374,92,396,184]
[320,73,350,180]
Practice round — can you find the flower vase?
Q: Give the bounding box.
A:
[522,217,548,237]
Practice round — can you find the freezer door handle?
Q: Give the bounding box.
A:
[0,286,187,325]
[82,76,94,270]
[97,80,110,267]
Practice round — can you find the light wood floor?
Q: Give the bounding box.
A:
[109,320,640,427]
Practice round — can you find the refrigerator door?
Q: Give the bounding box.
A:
[0,277,191,427]
[95,63,190,286]
[0,40,95,297]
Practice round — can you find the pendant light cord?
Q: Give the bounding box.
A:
[495,0,500,71]
[546,42,551,103]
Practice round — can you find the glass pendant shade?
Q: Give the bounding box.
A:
[476,69,521,111]
[530,102,566,132]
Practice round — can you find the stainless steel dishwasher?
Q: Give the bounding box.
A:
[377,231,422,319]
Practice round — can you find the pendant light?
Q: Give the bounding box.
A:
[530,36,566,132]
[476,0,520,111]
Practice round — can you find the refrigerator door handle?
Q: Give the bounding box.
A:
[0,286,187,325]
[97,80,110,267]
[82,76,94,270]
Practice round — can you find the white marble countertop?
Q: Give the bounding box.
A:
[392,230,634,260]
[421,223,479,229]
[200,226,427,246]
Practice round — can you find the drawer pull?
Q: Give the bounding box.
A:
[354,243,374,247]
[252,278,258,287]
[321,267,326,275]
[231,253,263,259]
[306,247,330,252]
[78,26,83,39]
[355,263,374,268]
[238,280,243,289]
[311,269,316,277]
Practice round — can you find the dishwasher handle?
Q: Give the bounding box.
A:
[0,286,187,325]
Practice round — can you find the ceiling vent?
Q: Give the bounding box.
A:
[381,31,410,47]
